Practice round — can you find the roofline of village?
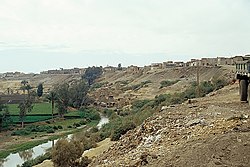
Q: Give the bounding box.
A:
[1,54,249,77]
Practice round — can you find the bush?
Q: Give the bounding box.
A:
[57,125,63,129]
[160,80,179,88]
[45,121,51,124]
[73,123,81,128]
[79,108,100,121]
[103,109,113,117]
[52,139,84,167]
[111,121,136,141]
[21,152,51,167]
[11,129,31,136]
[132,100,151,110]
[46,128,55,133]
[79,120,87,125]
[89,127,99,133]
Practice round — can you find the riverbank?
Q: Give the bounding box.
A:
[34,138,114,167]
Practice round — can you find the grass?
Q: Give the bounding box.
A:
[51,119,83,128]
[64,111,81,117]
[0,118,100,160]
[8,103,58,115]
[11,115,52,123]
[0,139,49,159]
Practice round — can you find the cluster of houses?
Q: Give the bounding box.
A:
[40,68,85,75]
[0,71,24,78]
[104,55,247,73]
[186,56,245,67]
[1,55,248,78]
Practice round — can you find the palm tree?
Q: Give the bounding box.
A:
[47,91,57,122]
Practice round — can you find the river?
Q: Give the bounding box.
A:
[1,114,109,167]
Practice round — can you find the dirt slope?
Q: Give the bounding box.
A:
[98,66,235,100]
[90,83,250,167]
[0,74,80,94]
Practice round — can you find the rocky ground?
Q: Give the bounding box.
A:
[90,83,250,167]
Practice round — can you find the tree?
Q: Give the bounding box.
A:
[18,99,33,128]
[69,81,89,109]
[52,139,90,167]
[0,98,11,132]
[47,91,57,121]
[18,81,34,128]
[82,66,103,86]
[54,83,70,118]
[37,83,44,98]
[117,63,122,70]
[20,80,28,94]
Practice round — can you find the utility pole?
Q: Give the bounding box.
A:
[197,63,200,97]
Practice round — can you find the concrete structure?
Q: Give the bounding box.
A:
[40,68,85,75]
[232,56,244,64]
[200,58,218,66]
[127,65,142,74]
[174,61,185,67]
[163,61,176,68]
[103,66,117,72]
[217,57,234,66]
[150,63,163,70]
[186,59,200,66]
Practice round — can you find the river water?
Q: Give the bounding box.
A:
[1,115,109,167]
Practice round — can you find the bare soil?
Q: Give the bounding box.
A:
[90,83,250,167]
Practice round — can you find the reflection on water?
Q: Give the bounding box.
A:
[97,114,109,129]
[0,159,7,167]
[1,115,109,167]
[1,139,55,167]
[18,149,34,161]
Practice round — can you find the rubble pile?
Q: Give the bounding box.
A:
[90,84,250,167]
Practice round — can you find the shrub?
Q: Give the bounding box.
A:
[52,139,84,167]
[132,100,151,110]
[160,80,179,88]
[21,152,51,167]
[103,109,113,117]
[57,125,63,129]
[46,128,55,133]
[11,129,31,136]
[73,123,81,128]
[79,120,87,125]
[111,121,136,141]
[79,108,100,121]
[89,127,99,133]
[45,121,51,124]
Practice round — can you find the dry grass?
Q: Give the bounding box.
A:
[83,138,114,158]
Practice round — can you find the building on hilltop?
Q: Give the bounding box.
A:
[103,66,117,72]
[150,63,163,70]
[40,68,85,75]
[217,57,234,66]
[163,61,176,68]
[186,59,200,66]
[174,61,185,67]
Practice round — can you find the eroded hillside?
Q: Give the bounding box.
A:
[90,83,250,167]
[0,74,81,94]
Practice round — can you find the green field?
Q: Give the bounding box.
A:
[7,103,82,123]
[11,115,52,123]
[8,103,57,115]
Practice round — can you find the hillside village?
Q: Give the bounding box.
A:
[0,55,242,111]
[0,55,247,78]
[0,55,250,167]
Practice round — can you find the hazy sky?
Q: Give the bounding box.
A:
[0,0,250,73]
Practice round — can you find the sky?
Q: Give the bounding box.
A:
[0,0,250,73]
